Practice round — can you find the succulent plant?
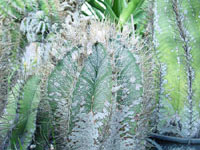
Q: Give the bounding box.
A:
[0,0,157,150]
[153,0,200,139]
[0,76,41,150]
[47,35,144,149]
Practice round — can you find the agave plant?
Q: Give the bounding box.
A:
[151,0,200,149]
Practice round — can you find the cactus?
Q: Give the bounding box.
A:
[68,43,113,150]
[0,1,146,149]
[47,39,143,149]
[0,0,58,20]
[47,49,78,149]
[0,21,25,118]
[153,0,200,138]
[0,0,60,43]
[0,76,41,149]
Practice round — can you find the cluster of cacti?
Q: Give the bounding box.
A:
[0,0,149,150]
[1,0,200,150]
[0,24,146,150]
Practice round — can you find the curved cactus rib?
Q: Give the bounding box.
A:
[116,48,143,148]
[48,51,77,113]
[68,43,112,149]
[177,0,200,136]
[71,43,112,115]
[8,76,41,149]
[47,51,78,149]
[154,0,200,137]
[0,84,20,148]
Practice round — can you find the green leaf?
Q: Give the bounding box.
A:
[118,0,144,27]
[85,2,103,20]
[112,0,128,17]
[112,0,123,17]
[98,0,119,21]
[93,7,103,20]
[86,0,105,13]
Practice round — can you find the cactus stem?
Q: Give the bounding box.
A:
[172,0,193,133]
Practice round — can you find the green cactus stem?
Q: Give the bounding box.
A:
[0,76,40,150]
[153,0,200,138]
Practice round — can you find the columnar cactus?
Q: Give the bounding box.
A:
[153,0,200,138]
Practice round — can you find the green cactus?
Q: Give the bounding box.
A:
[68,43,113,149]
[0,1,146,149]
[0,21,25,118]
[47,41,143,149]
[0,0,60,43]
[0,0,58,20]
[47,49,78,149]
[115,46,143,144]
[0,76,41,150]
[153,0,200,138]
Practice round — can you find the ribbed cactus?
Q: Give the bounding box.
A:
[47,40,143,149]
[153,0,200,138]
[0,0,58,20]
[0,0,148,149]
[0,21,25,118]
[0,76,40,149]
[47,48,78,149]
